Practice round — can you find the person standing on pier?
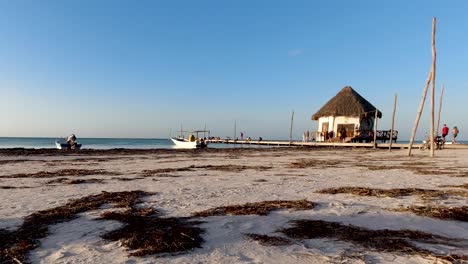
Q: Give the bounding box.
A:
[442,124,449,142]
[452,126,459,144]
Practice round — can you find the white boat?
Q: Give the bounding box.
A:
[170,137,206,149]
[55,135,82,150]
[170,130,209,149]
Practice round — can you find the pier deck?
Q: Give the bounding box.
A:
[208,140,468,149]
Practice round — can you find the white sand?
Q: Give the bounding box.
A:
[1,148,467,263]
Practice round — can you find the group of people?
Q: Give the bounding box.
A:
[441,124,459,143]
[302,131,312,142]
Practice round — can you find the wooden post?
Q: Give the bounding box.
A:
[389,93,397,151]
[289,111,294,145]
[234,120,236,146]
[408,71,432,156]
[436,85,444,138]
[331,115,335,141]
[430,17,437,157]
[373,110,378,148]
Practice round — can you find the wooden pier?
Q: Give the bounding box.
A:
[208,140,468,149]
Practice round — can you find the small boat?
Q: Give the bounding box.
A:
[170,130,210,149]
[55,134,82,150]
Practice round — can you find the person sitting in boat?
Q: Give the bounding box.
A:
[67,134,79,150]
[199,138,207,147]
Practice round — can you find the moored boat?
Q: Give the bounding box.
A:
[56,134,82,150]
[170,130,209,149]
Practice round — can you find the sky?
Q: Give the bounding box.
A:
[1,0,467,140]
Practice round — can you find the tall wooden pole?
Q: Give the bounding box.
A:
[408,71,432,156]
[389,93,397,151]
[234,120,236,144]
[436,85,444,138]
[430,17,437,157]
[373,110,378,148]
[408,18,438,156]
[289,111,294,145]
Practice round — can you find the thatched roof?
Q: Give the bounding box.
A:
[311,86,382,120]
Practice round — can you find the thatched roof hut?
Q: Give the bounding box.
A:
[311,86,382,120]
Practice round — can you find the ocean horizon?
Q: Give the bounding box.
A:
[0,137,277,149]
[1,137,461,150]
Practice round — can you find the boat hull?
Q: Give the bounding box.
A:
[55,140,82,150]
[170,138,207,149]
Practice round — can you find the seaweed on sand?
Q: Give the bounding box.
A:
[279,219,468,263]
[46,178,105,184]
[192,199,315,217]
[317,187,468,199]
[0,191,150,264]
[140,164,272,177]
[245,234,292,246]
[392,205,468,222]
[100,208,204,256]
[3,169,119,179]
[287,159,344,169]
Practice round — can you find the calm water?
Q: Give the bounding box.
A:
[0,137,270,149]
[0,137,464,150]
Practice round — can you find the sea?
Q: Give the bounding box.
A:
[0,137,465,150]
[0,137,269,149]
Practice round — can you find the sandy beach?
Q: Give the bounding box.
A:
[1,147,467,264]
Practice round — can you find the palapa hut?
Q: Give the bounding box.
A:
[311,86,382,142]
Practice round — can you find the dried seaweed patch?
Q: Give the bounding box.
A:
[0,159,30,165]
[253,179,268,182]
[192,199,314,217]
[318,187,468,199]
[196,164,272,172]
[392,205,468,222]
[141,164,272,177]
[46,178,105,185]
[3,169,119,179]
[357,163,468,177]
[279,219,467,262]
[287,159,344,169]
[245,234,292,246]
[0,191,150,263]
[141,167,193,176]
[100,208,204,257]
[111,177,145,181]
[440,183,468,189]
[0,185,33,189]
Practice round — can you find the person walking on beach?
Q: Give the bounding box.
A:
[452,126,459,144]
[442,124,449,142]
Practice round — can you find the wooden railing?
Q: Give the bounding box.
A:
[351,130,398,143]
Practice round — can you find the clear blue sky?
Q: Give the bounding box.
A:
[1,0,467,140]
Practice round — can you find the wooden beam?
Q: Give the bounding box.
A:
[389,93,397,151]
[289,111,294,145]
[408,71,432,156]
[430,17,437,157]
[373,110,378,148]
[436,84,444,138]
